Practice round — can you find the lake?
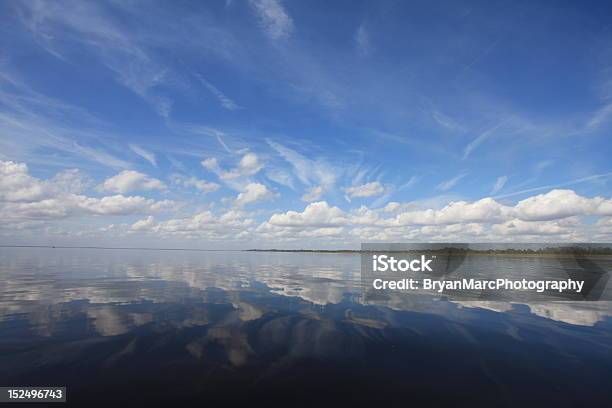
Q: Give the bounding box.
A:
[0,247,610,406]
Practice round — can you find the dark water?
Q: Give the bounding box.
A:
[0,248,610,407]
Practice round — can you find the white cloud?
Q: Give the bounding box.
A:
[390,197,512,226]
[301,186,323,202]
[202,153,264,188]
[463,120,506,159]
[132,210,255,239]
[221,152,263,180]
[249,0,294,40]
[587,102,612,129]
[235,182,275,207]
[490,175,508,195]
[266,168,295,190]
[345,181,384,198]
[0,160,173,226]
[268,201,347,227]
[131,215,155,231]
[436,173,467,191]
[513,189,612,221]
[0,160,48,202]
[129,144,157,167]
[268,140,337,191]
[100,170,165,194]
[172,175,219,193]
[491,219,568,236]
[201,157,219,171]
[79,195,173,215]
[383,202,400,213]
[196,75,239,111]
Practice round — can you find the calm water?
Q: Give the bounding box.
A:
[0,248,610,407]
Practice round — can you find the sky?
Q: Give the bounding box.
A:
[0,0,611,248]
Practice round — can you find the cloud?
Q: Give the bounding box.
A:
[355,24,372,57]
[463,121,506,159]
[100,170,165,194]
[587,102,612,129]
[345,181,384,198]
[202,153,264,187]
[131,210,254,239]
[0,160,174,226]
[490,175,508,195]
[131,215,155,231]
[437,173,467,191]
[383,202,400,213]
[513,189,612,221]
[0,160,48,202]
[266,168,295,190]
[129,144,157,167]
[201,158,219,171]
[235,182,275,207]
[491,219,568,236]
[389,197,512,226]
[196,75,239,111]
[173,175,219,194]
[249,0,294,40]
[267,140,337,191]
[221,152,263,180]
[268,201,347,228]
[0,161,91,202]
[494,172,612,199]
[301,186,324,202]
[17,1,174,117]
[78,195,173,215]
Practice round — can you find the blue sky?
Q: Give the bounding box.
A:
[0,0,611,247]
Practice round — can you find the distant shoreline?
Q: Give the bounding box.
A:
[2,244,612,256]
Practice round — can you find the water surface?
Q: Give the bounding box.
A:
[0,248,610,406]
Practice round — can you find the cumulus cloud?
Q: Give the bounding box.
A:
[383,202,400,213]
[0,161,47,202]
[513,189,612,221]
[131,215,155,231]
[389,197,512,226]
[131,210,255,239]
[172,175,219,193]
[100,170,165,193]
[220,152,263,180]
[235,183,275,207]
[491,219,568,236]
[4,159,612,243]
[345,181,384,198]
[255,189,612,243]
[0,160,173,227]
[268,201,347,227]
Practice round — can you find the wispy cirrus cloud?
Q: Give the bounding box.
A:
[437,173,468,191]
[249,0,294,41]
[196,74,239,111]
[129,144,157,167]
[490,175,508,195]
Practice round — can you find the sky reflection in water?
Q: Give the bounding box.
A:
[0,248,610,406]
